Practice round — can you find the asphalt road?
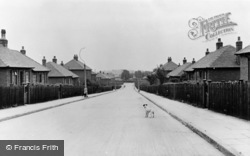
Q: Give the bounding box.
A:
[0,83,224,156]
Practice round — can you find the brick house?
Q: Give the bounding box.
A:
[91,71,97,82]
[235,37,250,81]
[96,72,111,86]
[161,57,178,82]
[64,55,92,85]
[43,56,79,85]
[185,38,240,82]
[0,29,50,86]
[162,57,178,76]
[167,57,195,82]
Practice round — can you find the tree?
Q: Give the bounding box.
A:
[155,66,165,84]
[121,70,131,80]
[146,74,157,85]
[135,70,143,79]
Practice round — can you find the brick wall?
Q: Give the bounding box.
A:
[48,77,65,85]
[240,56,248,81]
[208,68,240,81]
[70,70,91,85]
[0,69,7,86]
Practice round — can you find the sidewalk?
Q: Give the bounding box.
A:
[139,90,250,156]
[0,90,115,123]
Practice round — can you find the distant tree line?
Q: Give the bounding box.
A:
[120,70,151,81]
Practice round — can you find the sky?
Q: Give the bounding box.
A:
[1,0,250,72]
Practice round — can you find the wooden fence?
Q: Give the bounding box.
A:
[0,84,119,109]
[139,81,250,120]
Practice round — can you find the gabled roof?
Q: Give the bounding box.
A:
[96,73,110,79]
[64,59,92,70]
[0,46,50,72]
[185,45,239,72]
[162,61,178,71]
[167,62,193,77]
[235,45,250,55]
[46,62,79,78]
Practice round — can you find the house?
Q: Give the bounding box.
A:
[96,72,111,86]
[167,57,195,82]
[91,71,97,82]
[43,56,79,85]
[0,29,50,86]
[161,57,178,82]
[64,55,92,85]
[185,38,240,82]
[235,37,250,81]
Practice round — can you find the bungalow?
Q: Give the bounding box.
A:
[96,72,111,86]
[91,71,97,82]
[0,29,50,86]
[64,55,92,85]
[43,56,79,85]
[167,57,195,82]
[162,57,178,75]
[185,38,240,82]
[235,37,250,81]
[161,57,178,82]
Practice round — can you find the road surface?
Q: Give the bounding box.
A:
[0,83,224,156]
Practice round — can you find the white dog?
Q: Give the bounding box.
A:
[143,104,154,118]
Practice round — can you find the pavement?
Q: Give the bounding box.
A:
[0,90,115,123]
[137,88,250,156]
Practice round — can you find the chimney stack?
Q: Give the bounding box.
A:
[52,56,57,64]
[168,57,172,62]
[42,56,46,66]
[216,38,223,50]
[74,54,78,61]
[0,29,8,47]
[20,46,26,55]
[192,58,196,64]
[183,57,187,64]
[205,48,210,55]
[236,36,242,52]
[61,61,64,66]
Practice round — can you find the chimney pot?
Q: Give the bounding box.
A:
[236,36,243,52]
[74,54,78,61]
[52,56,57,64]
[42,56,46,66]
[167,57,172,62]
[216,38,223,50]
[0,29,8,47]
[20,46,26,55]
[205,48,210,55]
[192,58,196,64]
[61,61,64,66]
[183,57,187,64]
[1,29,6,39]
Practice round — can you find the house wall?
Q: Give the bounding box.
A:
[239,56,248,81]
[31,72,49,85]
[91,74,97,82]
[70,70,91,85]
[208,68,240,81]
[0,68,34,86]
[0,69,8,86]
[187,68,240,82]
[48,78,65,85]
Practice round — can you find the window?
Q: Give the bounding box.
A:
[10,70,12,84]
[20,71,24,85]
[15,71,18,85]
[25,71,30,83]
[39,74,42,83]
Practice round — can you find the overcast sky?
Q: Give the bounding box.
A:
[1,0,250,71]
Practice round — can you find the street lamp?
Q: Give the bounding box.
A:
[79,47,88,97]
